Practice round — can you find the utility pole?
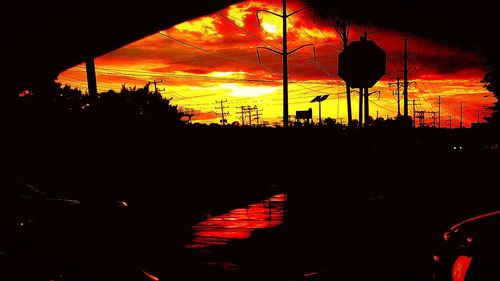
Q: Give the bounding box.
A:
[429,111,437,127]
[318,99,322,124]
[215,100,229,126]
[151,79,163,94]
[438,96,441,128]
[411,99,421,127]
[364,89,380,126]
[413,99,416,126]
[244,105,254,126]
[334,15,352,126]
[359,88,363,128]
[416,111,425,127]
[282,0,288,128]
[460,102,463,129]
[403,38,409,119]
[397,75,401,117]
[389,75,401,117]
[364,87,369,127]
[338,117,344,125]
[254,106,262,126]
[85,58,98,98]
[238,106,246,126]
[362,32,370,127]
[337,92,340,120]
[396,75,401,117]
[256,2,315,128]
[245,106,252,126]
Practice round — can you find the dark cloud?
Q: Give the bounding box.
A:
[306,0,497,51]
[415,55,482,76]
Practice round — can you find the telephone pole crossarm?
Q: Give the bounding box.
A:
[287,6,314,18]
[254,0,316,128]
[256,47,283,62]
[256,10,283,24]
[287,44,317,62]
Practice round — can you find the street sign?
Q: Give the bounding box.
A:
[338,39,386,88]
[296,108,312,120]
[310,95,329,103]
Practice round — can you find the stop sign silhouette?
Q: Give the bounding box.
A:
[338,39,386,88]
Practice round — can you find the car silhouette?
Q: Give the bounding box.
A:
[0,181,142,281]
[432,210,500,281]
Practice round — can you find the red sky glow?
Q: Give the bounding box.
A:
[57,0,494,127]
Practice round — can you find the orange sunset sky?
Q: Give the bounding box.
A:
[57,0,496,127]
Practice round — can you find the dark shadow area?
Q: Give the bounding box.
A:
[3,82,500,280]
[4,0,240,95]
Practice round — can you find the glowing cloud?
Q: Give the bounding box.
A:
[56,0,491,127]
[219,83,277,97]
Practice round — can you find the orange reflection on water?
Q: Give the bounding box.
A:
[186,194,286,249]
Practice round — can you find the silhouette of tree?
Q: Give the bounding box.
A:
[16,83,86,124]
[92,83,182,124]
[372,117,386,127]
[482,73,500,126]
[17,82,182,126]
[481,49,500,127]
[323,117,337,127]
[366,116,375,126]
[369,116,414,129]
[351,119,359,127]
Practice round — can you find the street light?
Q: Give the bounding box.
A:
[310,95,329,124]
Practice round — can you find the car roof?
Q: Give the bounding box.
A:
[450,210,500,232]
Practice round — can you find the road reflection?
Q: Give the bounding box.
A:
[186,194,286,249]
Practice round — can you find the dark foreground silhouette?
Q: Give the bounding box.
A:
[3,83,500,280]
[4,125,500,281]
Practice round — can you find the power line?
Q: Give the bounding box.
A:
[217,12,280,52]
[255,0,317,127]
[271,0,340,52]
[403,38,409,118]
[438,95,441,128]
[292,82,336,95]
[68,10,339,87]
[216,11,336,77]
[294,12,341,53]
[270,0,341,73]
[369,99,397,113]
[158,31,273,69]
[215,100,229,125]
[58,5,361,123]
[248,2,339,77]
